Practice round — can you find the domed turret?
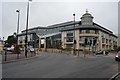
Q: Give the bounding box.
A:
[81,9,94,25]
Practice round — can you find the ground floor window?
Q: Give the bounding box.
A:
[66,44,73,48]
[102,45,105,49]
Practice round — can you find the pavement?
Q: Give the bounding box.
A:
[2,52,119,78]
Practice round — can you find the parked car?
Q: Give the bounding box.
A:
[27,46,35,53]
[104,50,109,55]
[95,51,103,55]
[95,50,109,55]
[115,51,120,61]
[6,45,14,52]
[3,45,14,54]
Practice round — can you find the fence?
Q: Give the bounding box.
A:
[39,48,94,56]
[2,50,37,63]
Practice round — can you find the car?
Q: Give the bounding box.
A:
[115,51,120,61]
[3,45,15,54]
[7,45,14,51]
[95,50,109,55]
[95,51,103,55]
[27,46,35,53]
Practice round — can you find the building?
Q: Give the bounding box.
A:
[18,10,118,51]
[118,34,120,47]
[61,10,118,51]
[18,26,61,49]
[0,39,4,53]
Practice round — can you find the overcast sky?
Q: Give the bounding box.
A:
[1,0,119,40]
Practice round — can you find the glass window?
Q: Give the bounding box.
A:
[66,44,73,48]
[86,30,90,33]
[105,34,109,39]
[80,37,86,42]
[102,45,105,48]
[90,30,96,34]
[102,32,104,37]
[79,44,84,48]
[75,24,79,27]
[80,30,96,34]
[80,37,95,43]
[81,30,85,34]
[106,39,108,44]
[66,37,73,42]
[102,38,104,43]
[67,33,73,37]
[20,36,23,41]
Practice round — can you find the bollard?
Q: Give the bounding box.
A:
[34,50,36,56]
[17,53,19,59]
[5,50,7,61]
[78,50,79,56]
[31,51,32,57]
[83,51,86,58]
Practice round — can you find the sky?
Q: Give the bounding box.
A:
[1,0,119,40]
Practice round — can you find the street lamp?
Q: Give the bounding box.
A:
[73,13,76,56]
[16,9,20,59]
[44,29,47,52]
[3,37,4,45]
[25,0,32,58]
[16,9,20,45]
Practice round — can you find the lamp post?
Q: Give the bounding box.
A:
[25,0,32,58]
[3,37,4,45]
[73,13,76,56]
[44,29,47,52]
[16,9,20,59]
[16,9,20,45]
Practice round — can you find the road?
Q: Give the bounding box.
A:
[2,52,119,78]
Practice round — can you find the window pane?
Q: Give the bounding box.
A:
[80,30,96,34]
[66,37,73,42]
[66,44,73,48]
[67,33,73,37]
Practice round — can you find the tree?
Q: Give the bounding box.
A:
[6,35,16,46]
[14,44,20,54]
[13,32,17,37]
